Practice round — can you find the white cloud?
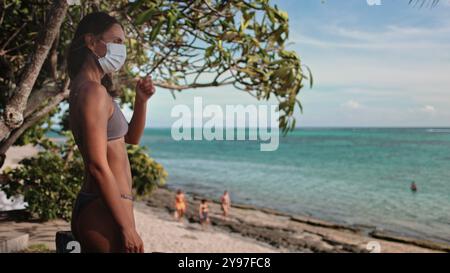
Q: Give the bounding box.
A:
[292,21,450,51]
[289,20,450,115]
[420,105,437,114]
[341,99,363,109]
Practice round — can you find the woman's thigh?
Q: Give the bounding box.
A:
[74,198,123,253]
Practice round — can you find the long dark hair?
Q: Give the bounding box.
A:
[67,12,122,97]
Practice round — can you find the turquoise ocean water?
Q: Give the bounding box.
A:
[142,128,450,243]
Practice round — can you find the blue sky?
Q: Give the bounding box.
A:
[126,0,450,128]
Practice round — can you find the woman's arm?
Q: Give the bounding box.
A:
[125,76,155,145]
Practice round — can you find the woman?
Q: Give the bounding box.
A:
[199,199,210,228]
[67,12,155,252]
[220,190,231,217]
[174,189,186,221]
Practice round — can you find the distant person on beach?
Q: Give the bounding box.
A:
[220,191,231,217]
[68,12,155,252]
[199,199,210,228]
[410,182,418,192]
[174,189,186,221]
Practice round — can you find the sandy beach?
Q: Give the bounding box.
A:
[0,200,277,253]
[1,145,449,253]
[134,203,277,253]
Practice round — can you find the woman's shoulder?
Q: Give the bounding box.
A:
[74,81,113,109]
[78,81,109,99]
[72,81,113,117]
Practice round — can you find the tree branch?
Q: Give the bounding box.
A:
[0,79,70,156]
[0,0,68,141]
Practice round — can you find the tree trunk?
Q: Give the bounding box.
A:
[0,0,68,141]
[0,80,70,160]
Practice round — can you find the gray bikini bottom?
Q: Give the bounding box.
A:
[72,191,134,229]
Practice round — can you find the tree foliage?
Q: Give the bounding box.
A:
[0,0,311,155]
[1,135,84,221]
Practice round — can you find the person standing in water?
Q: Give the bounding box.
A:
[199,199,210,229]
[67,12,155,252]
[174,189,186,222]
[220,190,231,218]
[410,182,418,193]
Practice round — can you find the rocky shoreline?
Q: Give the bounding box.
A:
[145,186,449,253]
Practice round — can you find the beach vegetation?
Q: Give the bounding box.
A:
[0,133,167,221]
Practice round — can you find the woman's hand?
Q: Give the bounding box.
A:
[136,75,156,103]
[121,227,144,253]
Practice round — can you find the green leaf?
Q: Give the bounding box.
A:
[304,65,314,88]
[135,9,157,25]
[167,11,176,33]
[205,45,215,58]
[273,10,289,22]
[149,20,164,41]
[279,50,298,59]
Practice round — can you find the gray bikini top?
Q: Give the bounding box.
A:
[107,98,129,141]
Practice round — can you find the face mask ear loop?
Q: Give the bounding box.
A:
[91,38,107,59]
[90,49,100,59]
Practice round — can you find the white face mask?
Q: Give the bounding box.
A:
[95,41,127,73]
